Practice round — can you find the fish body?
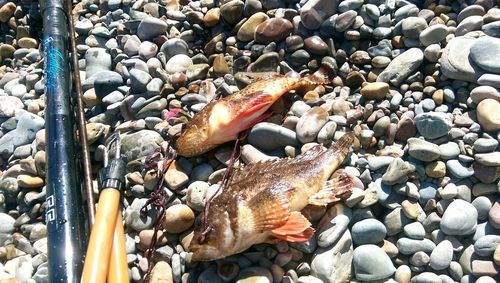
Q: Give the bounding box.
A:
[189,133,355,261]
[176,67,333,157]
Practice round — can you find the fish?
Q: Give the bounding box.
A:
[188,132,355,261]
[175,65,335,157]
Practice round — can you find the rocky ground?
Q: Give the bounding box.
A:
[0,0,500,282]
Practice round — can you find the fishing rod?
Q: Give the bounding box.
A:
[65,0,96,225]
[40,0,86,281]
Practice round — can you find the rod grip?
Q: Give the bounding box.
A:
[107,211,130,283]
[81,189,120,283]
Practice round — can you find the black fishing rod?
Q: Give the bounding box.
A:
[40,0,86,281]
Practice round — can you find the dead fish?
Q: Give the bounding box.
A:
[176,65,335,157]
[188,132,355,261]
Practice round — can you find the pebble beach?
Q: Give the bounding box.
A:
[0,0,500,282]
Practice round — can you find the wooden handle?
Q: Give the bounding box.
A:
[81,188,120,283]
[107,211,130,283]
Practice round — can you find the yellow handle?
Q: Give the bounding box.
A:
[81,188,120,283]
[107,211,130,283]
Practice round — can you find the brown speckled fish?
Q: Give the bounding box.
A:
[188,132,355,261]
[176,66,334,157]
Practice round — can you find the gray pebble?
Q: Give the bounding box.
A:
[440,199,477,236]
[430,240,453,270]
[353,244,395,281]
[351,218,387,245]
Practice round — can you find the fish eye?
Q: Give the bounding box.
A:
[194,215,203,227]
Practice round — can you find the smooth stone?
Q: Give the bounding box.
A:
[353,244,395,281]
[303,36,329,55]
[248,122,299,151]
[396,238,436,255]
[440,36,483,82]
[236,266,273,283]
[382,158,415,185]
[317,214,349,248]
[395,265,411,283]
[475,152,500,167]
[446,160,474,179]
[402,17,428,39]
[351,218,386,245]
[120,130,163,162]
[490,200,500,229]
[419,24,448,46]
[410,251,430,266]
[129,69,152,93]
[412,272,442,283]
[478,73,500,88]
[0,112,45,158]
[139,41,158,60]
[407,138,440,162]
[300,0,338,30]
[483,22,500,37]
[335,10,357,32]
[456,15,484,36]
[441,199,478,235]
[414,112,452,139]
[474,138,498,154]
[403,222,425,240]
[377,48,424,86]
[439,142,460,160]
[311,229,353,283]
[165,54,193,74]
[254,18,293,44]
[0,213,15,233]
[475,235,500,257]
[470,85,500,104]
[237,12,268,42]
[296,107,329,143]
[425,161,446,178]
[149,261,173,283]
[472,196,493,221]
[430,240,454,270]
[361,82,389,100]
[250,52,280,72]
[0,96,23,118]
[85,48,112,78]
[137,17,168,40]
[476,99,500,132]
[384,207,412,236]
[162,204,194,234]
[470,36,500,74]
[219,0,244,26]
[94,71,123,99]
[160,38,189,59]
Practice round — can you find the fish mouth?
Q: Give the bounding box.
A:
[189,243,223,261]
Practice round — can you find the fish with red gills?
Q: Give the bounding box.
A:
[176,65,335,157]
[188,132,355,261]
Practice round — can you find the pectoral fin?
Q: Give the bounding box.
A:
[248,184,293,231]
[270,211,315,242]
[308,171,354,206]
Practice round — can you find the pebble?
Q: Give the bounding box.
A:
[248,123,299,151]
[353,244,395,281]
[396,238,436,255]
[137,17,168,40]
[440,36,483,82]
[361,82,389,100]
[476,99,500,132]
[430,240,453,270]
[311,229,352,283]
[407,138,440,162]
[382,158,415,185]
[295,107,329,144]
[419,24,448,46]
[470,36,500,74]
[377,48,424,86]
[415,112,452,139]
[446,159,474,179]
[300,0,336,30]
[351,218,386,245]
[441,199,478,235]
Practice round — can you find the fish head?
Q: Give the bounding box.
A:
[189,205,234,261]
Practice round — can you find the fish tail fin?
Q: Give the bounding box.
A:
[302,62,336,85]
[330,132,355,156]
